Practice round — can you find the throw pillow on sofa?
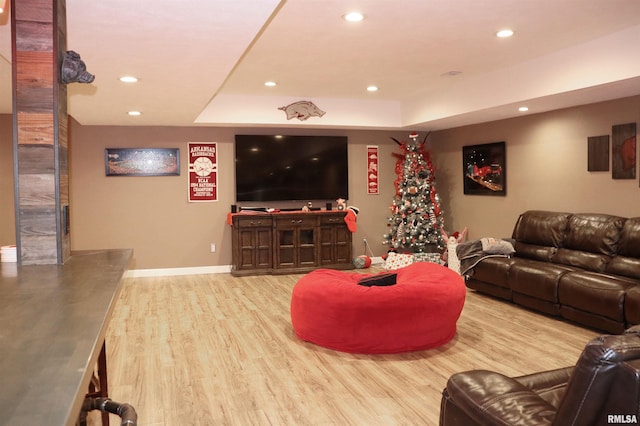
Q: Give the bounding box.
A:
[481,237,515,255]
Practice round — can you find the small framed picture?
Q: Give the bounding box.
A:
[462,141,506,196]
[105,148,180,176]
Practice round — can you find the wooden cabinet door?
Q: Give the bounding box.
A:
[274,215,318,271]
[319,214,352,266]
[232,215,272,275]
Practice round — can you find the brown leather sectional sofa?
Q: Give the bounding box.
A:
[466,210,640,333]
[439,326,640,425]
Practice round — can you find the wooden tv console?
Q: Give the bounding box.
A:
[230,210,353,276]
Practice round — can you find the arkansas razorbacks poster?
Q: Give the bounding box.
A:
[188,142,218,202]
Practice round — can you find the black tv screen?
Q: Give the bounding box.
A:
[235,135,349,203]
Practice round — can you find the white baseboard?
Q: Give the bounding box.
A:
[126,258,386,278]
[126,265,232,278]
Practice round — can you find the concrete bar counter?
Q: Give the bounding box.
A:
[0,249,133,425]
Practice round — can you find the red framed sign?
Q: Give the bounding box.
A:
[367,145,379,194]
[188,142,218,202]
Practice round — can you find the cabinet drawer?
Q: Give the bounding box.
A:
[275,216,317,228]
[234,216,272,228]
[319,214,346,225]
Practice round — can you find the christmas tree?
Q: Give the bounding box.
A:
[383,132,446,253]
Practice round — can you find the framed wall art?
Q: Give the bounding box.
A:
[462,141,506,196]
[612,123,636,179]
[105,148,180,176]
[587,135,610,172]
[188,142,218,202]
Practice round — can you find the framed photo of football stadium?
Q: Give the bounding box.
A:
[105,148,180,176]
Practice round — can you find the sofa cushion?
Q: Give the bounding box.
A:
[512,210,569,248]
[553,214,624,272]
[508,259,576,302]
[607,217,640,279]
[617,218,640,257]
[511,211,569,261]
[562,214,624,255]
[554,248,610,273]
[625,286,640,325]
[607,256,640,280]
[513,241,556,262]
[471,256,514,289]
[558,271,638,322]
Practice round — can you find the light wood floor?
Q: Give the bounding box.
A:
[90,269,599,426]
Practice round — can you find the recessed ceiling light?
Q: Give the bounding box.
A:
[496,29,514,38]
[343,12,364,22]
[367,85,378,92]
[127,111,141,116]
[518,106,529,112]
[264,81,277,87]
[119,76,139,83]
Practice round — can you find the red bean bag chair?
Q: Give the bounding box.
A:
[290,261,466,354]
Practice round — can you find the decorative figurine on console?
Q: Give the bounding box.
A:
[336,198,346,211]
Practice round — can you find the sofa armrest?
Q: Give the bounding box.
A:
[444,370,556,425]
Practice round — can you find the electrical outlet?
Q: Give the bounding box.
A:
[210,243,216,253]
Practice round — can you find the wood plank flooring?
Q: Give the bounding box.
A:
[89,269,599,425]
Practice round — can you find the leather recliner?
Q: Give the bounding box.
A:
[439,326,640,425]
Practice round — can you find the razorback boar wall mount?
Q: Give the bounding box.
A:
[278,101,326,121]
[61,50,95,84]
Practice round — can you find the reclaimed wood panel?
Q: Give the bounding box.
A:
[14,51,54,85]
[14,21,54,51]
[17,145,55,174]
[16,112,55,145]
[12,0,69,265]
[14,0,53,22]
[18,207,57,263]
[17,174,56,205]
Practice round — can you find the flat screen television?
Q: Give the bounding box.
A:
[234,135,349,203]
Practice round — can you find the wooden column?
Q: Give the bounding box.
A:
[12,0,70,265]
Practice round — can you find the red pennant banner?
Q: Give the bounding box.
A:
[367,145,379,195]
[188,142,218,202]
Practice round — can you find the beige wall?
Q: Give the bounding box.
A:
[3,94,639,269]
[68,124,403,269]
[430,95,640,240]
[1,114,15,246]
